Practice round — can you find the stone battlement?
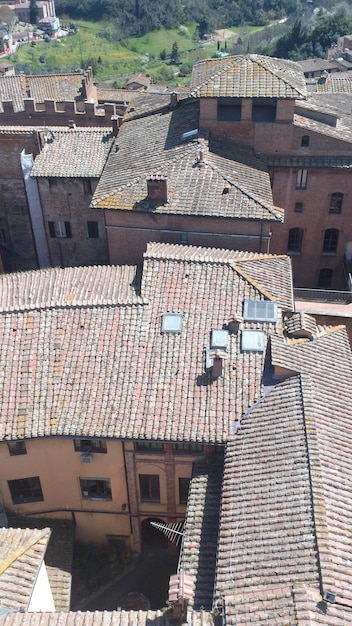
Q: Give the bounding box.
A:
[0,98,125,128]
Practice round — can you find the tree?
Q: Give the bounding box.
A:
[170,41,179,64]
[29,0,39,24]
[159,48,166,60]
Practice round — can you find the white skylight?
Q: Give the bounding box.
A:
[243,300,278,323]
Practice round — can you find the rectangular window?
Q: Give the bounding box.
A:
[48,221,72,238]
[329,192,343,214]
[135,442,164,452]
[294,202,303,213]
[174,443,203,453]
[8,477,43,504]
[48,178,58,192]
[296,169,308,190]
[87,221,99,238]
[83,179,93,195]
[8,441,27,456]
[74,439,107,453]
[80,478,112,500]
[179,477,190,505]
[252,98,277,122]
[217,97,242,121]
[139,474,160,502]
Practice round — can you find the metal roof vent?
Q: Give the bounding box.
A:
[323,591,336,604]
[161,312,183,334]
[241,330,265,352]
[243,300,278,323]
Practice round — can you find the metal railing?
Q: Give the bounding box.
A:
[294,288,352,304]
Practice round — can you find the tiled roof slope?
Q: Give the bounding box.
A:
[178,456,223,610]
[0,610,214,626]
[294,93,352,146]
[0,75,25,112]
[214,376,319,614]
[26,73,84,103]
[8,514,73,611]
[190,54,307,99]
[0,244,293,443]
[0,264,142,312]
[31,129,114,178]
[91,101,283,222]
[0,72,86,112]
[270,327,352,608]
[0,527,51,611]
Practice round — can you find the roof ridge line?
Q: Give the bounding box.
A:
[205,160,282,218]
[230,262,276,300]
[0,528,50,577]
[252,55,307,98]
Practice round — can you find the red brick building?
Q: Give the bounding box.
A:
[189,54,352,290]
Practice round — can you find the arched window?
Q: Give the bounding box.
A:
[287,228,303,253]
[323,229,339,254]
[329,192,343,214]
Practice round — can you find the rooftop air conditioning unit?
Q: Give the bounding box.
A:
[80,453,93,464]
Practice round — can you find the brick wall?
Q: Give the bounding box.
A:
[37,177,109,267]
[105,211,273,265]
[0,132,40,271]
[270,167,352,289]
[0,100,115,128]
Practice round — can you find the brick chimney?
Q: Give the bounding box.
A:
[147,173,168,202]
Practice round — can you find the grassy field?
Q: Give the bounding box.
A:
[8,20,258,86]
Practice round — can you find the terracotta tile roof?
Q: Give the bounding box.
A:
[7,514,73,611]
[298,58,342,73]
[293,93,352,146]
[190,54,307,99]
[0,264,142,312]
[178,457,223,610]
[91,101,283,222]
[26,73,84,103]
[0,527,51,611]
[0,75,25,112]
[270,328,352,607]
[0,72,86,112]
[0,610,215,626]
[214,376,318,606]
[0,244,293,443]
[30,128,114,178]
[285,311,318,338]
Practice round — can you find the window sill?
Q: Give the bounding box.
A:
[321,252,337,256]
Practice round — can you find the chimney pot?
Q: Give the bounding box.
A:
[147,173,168,202]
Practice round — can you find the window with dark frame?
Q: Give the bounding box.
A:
[301,135,309,147]
[135,442,164,452]
[179,477,190,505]
[287,228,303,253]
[329,192,343,214]
[296,169,308,190]
[74,439,107,453]
[87,221,99,238]
[217,97,242,121]
[174,443,203,453]
[318,268,333,289]
[139,474,160,502]
[83,179,93,195]
[252,98,277,122]
[48,178,58,192]
[8,441,27,456]
[323,228,339,254]
[48,221,72,238]
[294,202,303,213]
[80,478,112,500]
[8,477,43,504]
